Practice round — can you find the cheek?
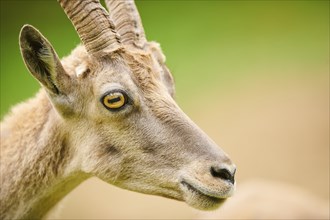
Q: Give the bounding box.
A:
[85,144,124,183]
[104,144,121,156]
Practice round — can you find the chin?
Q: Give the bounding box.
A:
[184,191,227,210]
[180,181,230,210]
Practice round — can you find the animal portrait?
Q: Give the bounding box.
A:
[0,1,235,219]
[1,0,328,219]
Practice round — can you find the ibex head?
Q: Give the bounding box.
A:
[19,0,235,210]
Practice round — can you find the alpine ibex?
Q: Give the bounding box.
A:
[0,0,236,219]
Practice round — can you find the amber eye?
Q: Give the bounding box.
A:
[102,91,127,110]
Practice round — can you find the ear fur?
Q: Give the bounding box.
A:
[19,24,70,95]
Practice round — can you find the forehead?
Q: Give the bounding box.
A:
[61,45,164,96]
[96,48,163,95]
[93,53,137,95]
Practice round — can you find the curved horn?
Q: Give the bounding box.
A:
[105,0,146,48]
[58,0,121,56]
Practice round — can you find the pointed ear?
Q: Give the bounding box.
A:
[19,24,70,95]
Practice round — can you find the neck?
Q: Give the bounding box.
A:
[0,90,88,220]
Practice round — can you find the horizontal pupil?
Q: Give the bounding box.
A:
[108,96,121,104]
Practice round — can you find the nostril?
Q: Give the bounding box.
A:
[210,166,235,184]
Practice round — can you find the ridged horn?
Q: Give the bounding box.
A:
[105,0,146,48]
[58,0,121,56]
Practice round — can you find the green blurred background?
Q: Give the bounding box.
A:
[0,0,329,219]
[1,0,328,117]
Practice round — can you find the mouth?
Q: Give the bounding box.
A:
[180,180,228,210]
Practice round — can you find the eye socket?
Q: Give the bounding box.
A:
[102,91,128,110]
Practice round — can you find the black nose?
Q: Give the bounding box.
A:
[210,166,236,184]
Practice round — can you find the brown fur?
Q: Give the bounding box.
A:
[0,91,84,219]
[0,1,235,219]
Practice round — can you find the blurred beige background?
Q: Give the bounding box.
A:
[1,0,329,219]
